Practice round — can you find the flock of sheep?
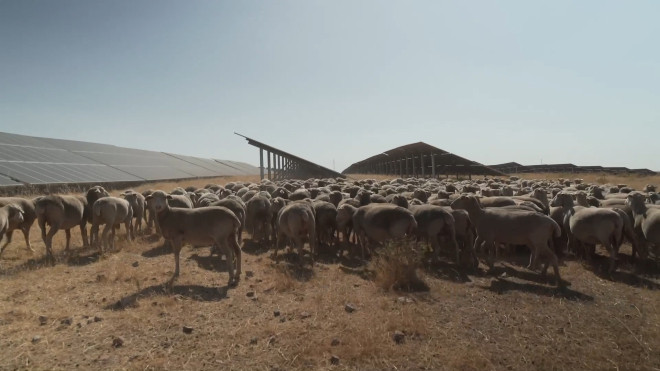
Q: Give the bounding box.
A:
[0,176,659,290]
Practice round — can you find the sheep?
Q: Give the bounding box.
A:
[450,195,563,286]
[0,204,25,257]
[274,200,317,265]
[268,197,290,244]
[120,191,145,236]
[440,207,476,263]
[0,197,36,255]
[91,197,133,252]
[145,191,242,288]
[195,193,221,208]
[35,195,89,261]
[245,195,272,244]
[409,204,476,266]
[352,204,417,261]
[626,192,660,256]
[336,203,357,246]
[550,193,623,273]
[209,198,246,245]
[312,200,338,247]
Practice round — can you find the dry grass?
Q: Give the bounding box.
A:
[371,241,428,292]
[1,175,659,370]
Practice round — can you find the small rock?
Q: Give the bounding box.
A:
[112,337,124,348]
[94,316,103,322]
[344,303,356,313]
[245,271,254,278]
[300,311,311,319]
[246,291,255,298]
[267,335,276,345]
[32,335,41,344]
[60,317,73,326]
[250,337,258,345]
[393,330,405,344]
[397,296,414,304]
[182,326,194,334]
[330,355,340,365]
[131,261,139,267]
[38,316,48,326]
[330,338,340,346]
[273,310,281,317]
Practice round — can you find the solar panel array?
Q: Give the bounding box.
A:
[0,132,259,186]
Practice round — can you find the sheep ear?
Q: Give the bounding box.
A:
[166,195,173,200]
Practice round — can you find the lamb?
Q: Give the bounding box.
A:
[0,204,24,257]
[626,192,660,256]
[145,191,242,288]
[145,191,193,235]
[274,200,317,265]
[352,204,417,261]
[120,191,145,236]
[550,193,623,273]
[450,195,563,286]
[91,197,133,252]
[0,197,36,255]
[35,194,89,261]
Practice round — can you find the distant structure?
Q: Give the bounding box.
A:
[489,162,656,175]
[235,133,345,180]
[0,131,258,187]
[342,142,505,178]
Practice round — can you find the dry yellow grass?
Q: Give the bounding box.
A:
[0,174,659,370]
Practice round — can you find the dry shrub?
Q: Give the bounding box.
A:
[371,240,428,292]
[272,264,298,292]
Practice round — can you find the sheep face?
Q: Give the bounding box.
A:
[145,191,170,213]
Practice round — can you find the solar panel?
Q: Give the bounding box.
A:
[0,131,259,186]
[0,173,21,187]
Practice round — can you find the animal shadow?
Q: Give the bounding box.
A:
[142,241,172,258]
[423,259,473,283]
[105,284,228,311]
[187,253,229,273]
[584,255,660,290]
[241,239,271,256]
[482,278,593,301]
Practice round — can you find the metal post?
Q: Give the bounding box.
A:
[267,151,271,180]
[259,148,264,180]
[431,153,436,178]
[420,153,425,177]
[399,159,403,177]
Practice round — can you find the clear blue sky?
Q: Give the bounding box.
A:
[1,1,658,171]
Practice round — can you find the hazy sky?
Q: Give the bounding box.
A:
[1,1,658,171]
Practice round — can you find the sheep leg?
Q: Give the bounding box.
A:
[44,224,60,263]
[216,239,235,286]
[126,220,133,241]
[230,231,242,281]
[20,226,34,252]
[64,229,72,255]
[0,230,13,257]
[166,239,183,290]
[606,241,617,274]
[79,222,89,248]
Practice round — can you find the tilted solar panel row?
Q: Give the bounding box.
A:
[0,132,259,186]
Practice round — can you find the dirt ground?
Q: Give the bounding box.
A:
[0,174,659,371]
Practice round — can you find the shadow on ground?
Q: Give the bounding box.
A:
[104,284,229,311]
